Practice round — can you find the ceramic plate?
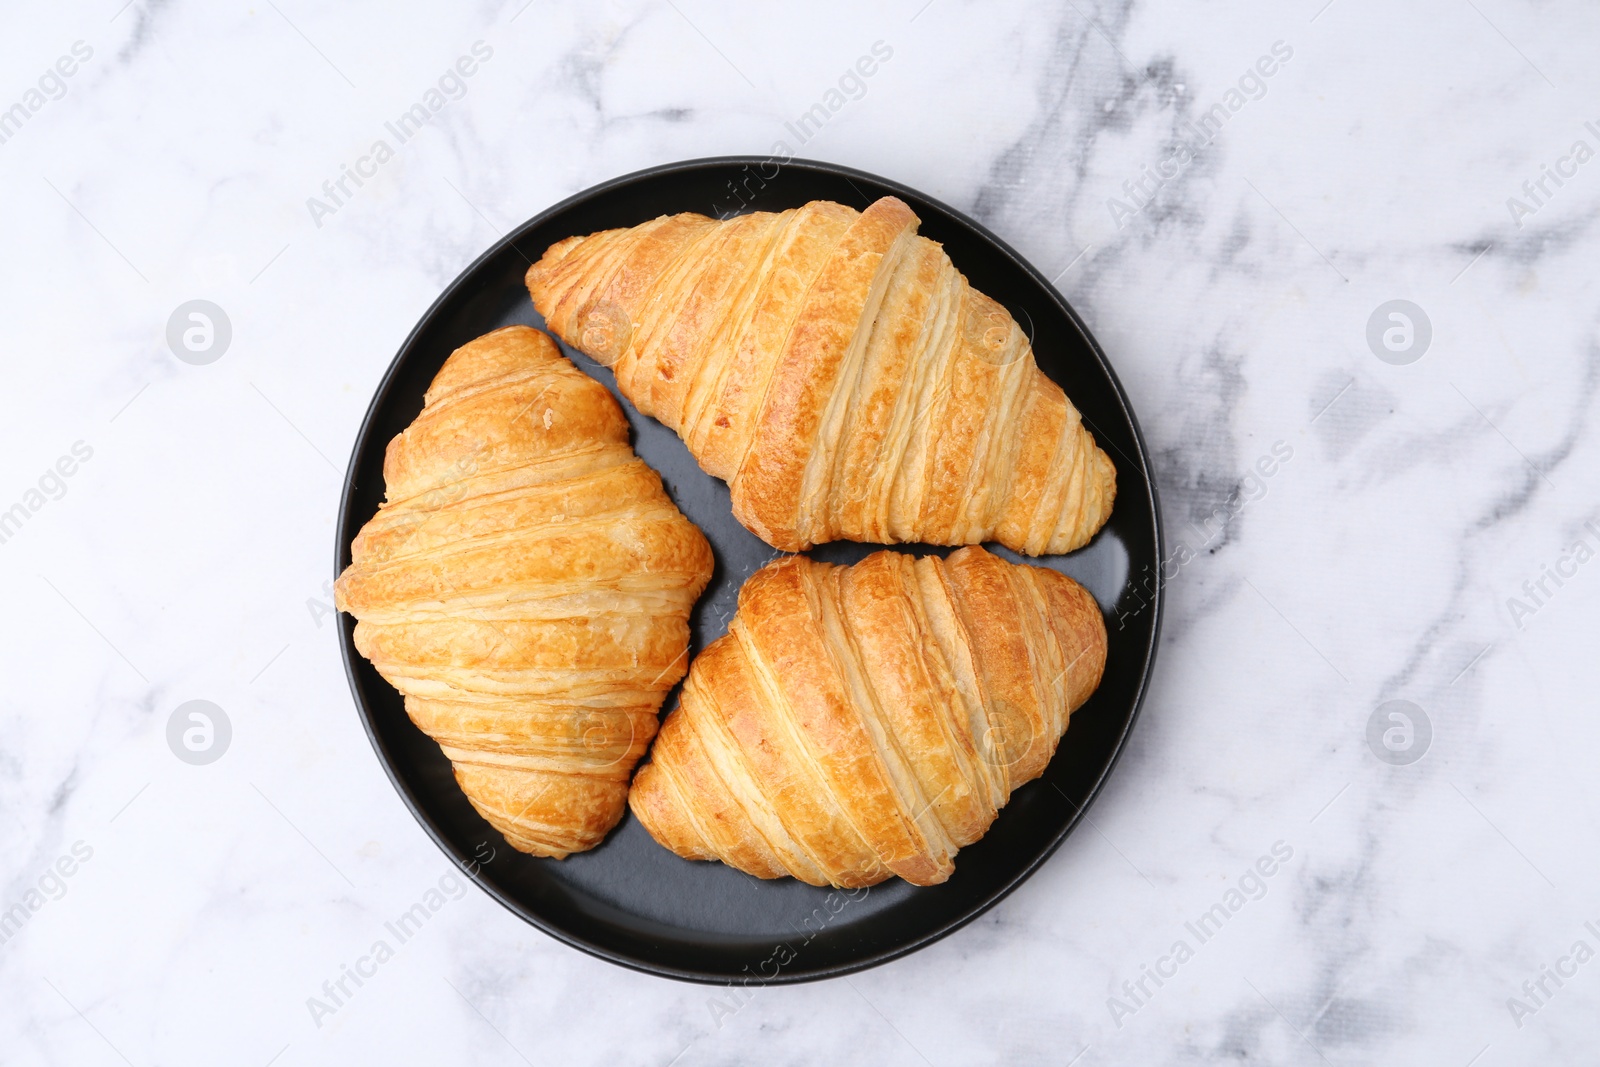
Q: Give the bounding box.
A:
[335,157,1163,983]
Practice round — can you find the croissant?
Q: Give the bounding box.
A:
[526,196,1116,555]
[628,546,1107,887]
[335,326,713,858]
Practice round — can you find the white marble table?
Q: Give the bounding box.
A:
[4,0,1597,1062]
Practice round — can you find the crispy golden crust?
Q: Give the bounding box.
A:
[527,196,1116,554]
[628,547,1107,887]
[335,325,713,858]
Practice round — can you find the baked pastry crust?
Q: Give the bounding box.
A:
[335,325,713,857]
[527,196,1116,555]
[628,547,1107,887]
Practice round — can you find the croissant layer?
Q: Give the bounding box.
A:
[336,325,714,858]
[527,197,1117,554]
[628,547,1107,887]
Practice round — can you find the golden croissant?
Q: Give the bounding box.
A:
[526,196,1116,555]
[629,546,1107,887]
[335,326,713,858]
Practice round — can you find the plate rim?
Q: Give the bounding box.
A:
[335,155,1165,984]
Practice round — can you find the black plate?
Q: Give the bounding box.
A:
[336,157,1163,983]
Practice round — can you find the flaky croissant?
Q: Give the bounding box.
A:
[526,196,1116,555]
[628,546,1107,887]
[335,326,713,858]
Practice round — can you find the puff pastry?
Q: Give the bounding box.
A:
[335,326,713,858]
[629,546,1107,887]
[526,196,1116,555]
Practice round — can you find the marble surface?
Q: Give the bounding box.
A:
[4,0,1598,1063]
